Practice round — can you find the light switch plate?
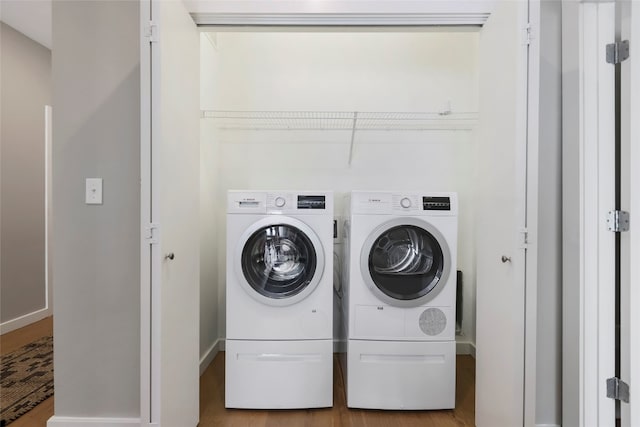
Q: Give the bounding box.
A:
[86,178,103,205]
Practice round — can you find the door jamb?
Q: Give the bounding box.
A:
[524,1,541,426]
[140,0,155,425]
[620,1,639,425]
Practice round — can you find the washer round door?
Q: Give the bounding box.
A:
[236,216,325,306]
[360,217,452,307]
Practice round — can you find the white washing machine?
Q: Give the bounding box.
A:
[225,190,333,409]
[342,191,458,410]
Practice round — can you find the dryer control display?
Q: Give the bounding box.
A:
[423,197,451,211]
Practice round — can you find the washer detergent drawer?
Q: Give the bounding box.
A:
[225,339,333,409]
[346,339,455,410]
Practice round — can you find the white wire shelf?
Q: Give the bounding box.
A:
[201,110,478,131]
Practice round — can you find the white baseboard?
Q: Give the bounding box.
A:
[1,307,52,335]
[199,338,222,375]
[535,424,561,427]
[456,341,476,358]
[47,416,140,427]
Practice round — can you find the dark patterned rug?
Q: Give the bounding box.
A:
[0,336,54,425]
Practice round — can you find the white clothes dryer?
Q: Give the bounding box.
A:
[342,191,458,410]
[225,190,333,409]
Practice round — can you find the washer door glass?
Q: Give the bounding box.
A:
[241,224,317,299]
[368,225,445,301]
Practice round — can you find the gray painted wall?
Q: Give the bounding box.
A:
[562,1,580,426]
[51,0,140,418]
[0,22,51,323]
[536,1,563,425]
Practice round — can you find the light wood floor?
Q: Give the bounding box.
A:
[4,318,476,426]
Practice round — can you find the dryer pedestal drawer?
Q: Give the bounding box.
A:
[346,339,455,410]
[225,339,333,409]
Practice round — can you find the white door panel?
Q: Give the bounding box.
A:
[141,0,200,425]
[475,1,530,426]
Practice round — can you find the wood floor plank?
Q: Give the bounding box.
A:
[1,316,54,427]
[7,397,54,427]
[0,316,53,354]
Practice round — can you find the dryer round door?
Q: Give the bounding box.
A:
[236,216,325,306]
[360,217,452,307]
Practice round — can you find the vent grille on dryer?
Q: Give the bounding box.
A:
[419,308,447,336]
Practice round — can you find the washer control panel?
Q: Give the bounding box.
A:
[274,196,287,208]
[264,194,327,211]
[228,191,332,214]
[265,193,294,211]
[392,194,420,212]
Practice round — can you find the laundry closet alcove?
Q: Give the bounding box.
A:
[139,1,544,426]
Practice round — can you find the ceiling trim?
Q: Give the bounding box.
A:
[191,12,490,27]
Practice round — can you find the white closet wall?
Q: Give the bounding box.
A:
[214,32,477,111]
[200,35,221,366]
[201,31,480,348]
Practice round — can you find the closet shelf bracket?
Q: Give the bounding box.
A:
[348,112,358,166]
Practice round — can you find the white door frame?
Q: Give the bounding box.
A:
[140,0,156,424]
[140,2,540,425]
[524,1,541,426]
[576,2,617,426]
[45,105,53,317]
[0,105,54,335]
[620,0,639,425]
[629,3,640,424]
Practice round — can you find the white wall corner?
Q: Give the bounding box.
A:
[203,32,218,50]
[456,341,476,358]
[0,307,52,335]
[47,416,140,427]
[200,338,222,375]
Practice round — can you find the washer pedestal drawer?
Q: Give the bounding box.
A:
[225,339,333,409]
[346,339,455,410]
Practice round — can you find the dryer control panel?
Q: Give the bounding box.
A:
[351,191,457,216]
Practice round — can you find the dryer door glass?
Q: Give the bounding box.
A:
[241,224,317,299]
[368,225,444,301]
